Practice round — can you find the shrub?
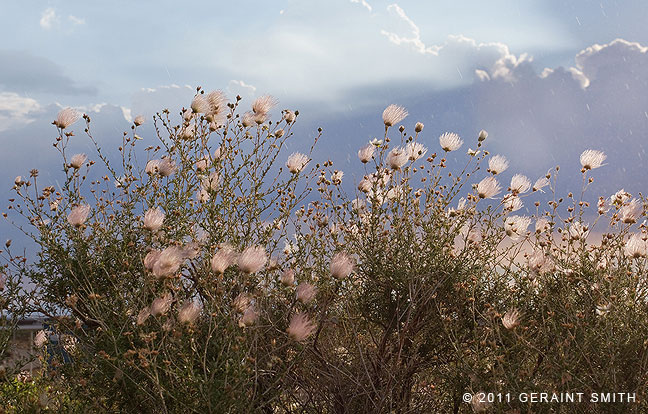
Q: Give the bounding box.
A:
[2,88,647,413]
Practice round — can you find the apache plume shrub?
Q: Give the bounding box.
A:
[2,88,648,414]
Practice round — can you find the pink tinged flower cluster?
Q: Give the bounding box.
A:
[54,107,80,129]
[178,301,202,325]
[330,252,354,279]
[287,313,316,342]
[67,205,91,227]
[239,307,258,327]
[143,207,165,231]
[286,152,309,173]
[150,294,172,317]
[238,245,267,274]
[382,104,408,127]
[281,269,295,286]
[149,245,197,279]
[211,244,238,274]
[439,132,463,152]
[580,149,606,170]
[296,283,317,304]
[145,157,176,177]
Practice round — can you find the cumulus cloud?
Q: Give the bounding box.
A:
[468,38,648,194]
[0,92,42,132]
[350,0,372,12]
[39,8,59,30]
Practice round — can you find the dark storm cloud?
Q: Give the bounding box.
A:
[0,50,97,95]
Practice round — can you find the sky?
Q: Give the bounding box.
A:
[1,0,648,247]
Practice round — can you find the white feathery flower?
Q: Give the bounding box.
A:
[54,107,80,129]
[533,177,550,192]
[287,313,316,342]
[358,144,375,163]
[239,307,258,327]
[180,123,196,140]
[252,95,277,115]
[143,250,161,271]
[439,132,463,152]
[504,215,531,240]
[568,222,589,241]
[296,282,317,304]
[331,170,344,184]
[286,152,309,173]
[406,141,427,160]
[625,233,647,258]
[178,301,202,325]
[191,95,210,114]
[280,269,295,286]
[150,294,172,317]
[387,147,409,170]
[502,194,523,212]
[488,155,509,175]
[241,111,255,127]
[611,189,631,205]
[143,207,165,231]
[501,308,521,329]
[70,153,87,169]
[67,205,91,227]
[382,104,408,127]
[330,252,354,279]
[476,176,501,199]
[535,218,550,233]
[352,198,366,212]
[34,330,48,348]
[152,246,185,278]
[195,157,209,172]
[596,303,611,317]
[283,110,296,123]
[478,129,488,142]
[238,245,267,274]
[206,90,228,118]
[136,307,150,326]
[510,174,531,194]
[211,244,237,274]
[580,149,606,170]
[619,199,642,224]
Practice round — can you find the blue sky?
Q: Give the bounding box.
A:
[1,0,648,245]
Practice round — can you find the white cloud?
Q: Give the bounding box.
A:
[381,4,441,55]
[39,8,59,30]
[68,15,86,26]
[228,80,257,98]
[0,93,42,132]
[350,0,372,12]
